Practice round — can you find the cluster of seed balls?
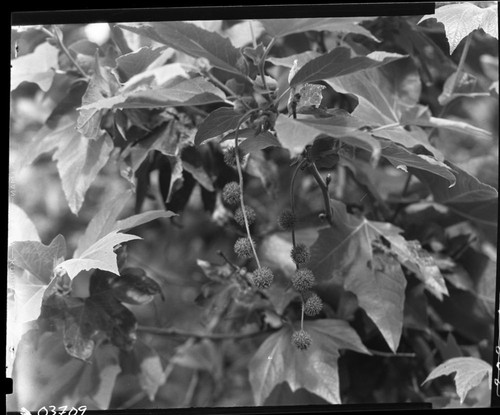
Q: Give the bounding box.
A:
[221,147,274,290]
[277,209,323,351]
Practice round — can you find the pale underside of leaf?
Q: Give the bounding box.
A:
[57,231,142,279]
[423,357,492,404]
[419,3,498,54]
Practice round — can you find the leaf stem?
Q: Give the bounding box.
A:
[272,86,291,108]
[309,162,333,226]
[205,71,252,110]
[450,34,472,94]
[258,37,276,102]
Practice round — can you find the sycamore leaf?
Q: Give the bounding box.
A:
[8,203,40,244]
[379,141,457,186]
[194,107,242,145]
[259,17,378,41]
[9,235,67,286]
[248,319,370,405]
[120,63,188,93]
[75,188,176,257]
[409,160,498,227]
[308,200,407,351]
[75,190,134,257]
[369,221,448,300]
[77,55,121,139]
[22,118,114,215]
[57,231,141,279]
[8,235,67,327]
[79,77,227,110]
[11,42,58,91]
[345,252,407,352]
[115,46,168,81]
[113,210,177,233]
[423,357,492,404]
[419,3,498,55]
[238,131,281,154]
[274,114,380,159]
[267,51,320,69]
[118,21,245,76]
[289,47,405,87]
[120,122,178,173]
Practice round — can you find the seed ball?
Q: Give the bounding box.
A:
[222,182,240,206]
[251,266,274,289]
[291,329,312,350]
[234,206,256,227]
[304,293,323,316]
[277,209,296,231]
[234,237,255,259]
[291,268,316,292]
[290,243,311,265]
[223,147,244,168]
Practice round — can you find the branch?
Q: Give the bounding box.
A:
[367,348,416,358]
[137,325,275,340]
[309,162,333,226]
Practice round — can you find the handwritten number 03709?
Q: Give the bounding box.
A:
[37,406,87,415]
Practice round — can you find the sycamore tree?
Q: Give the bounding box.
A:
[8,2,498,411]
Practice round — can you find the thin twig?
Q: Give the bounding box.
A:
[309,162,333,226]
[137,325,274,340]
[216,250,238,270]
[367,349,416,358]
